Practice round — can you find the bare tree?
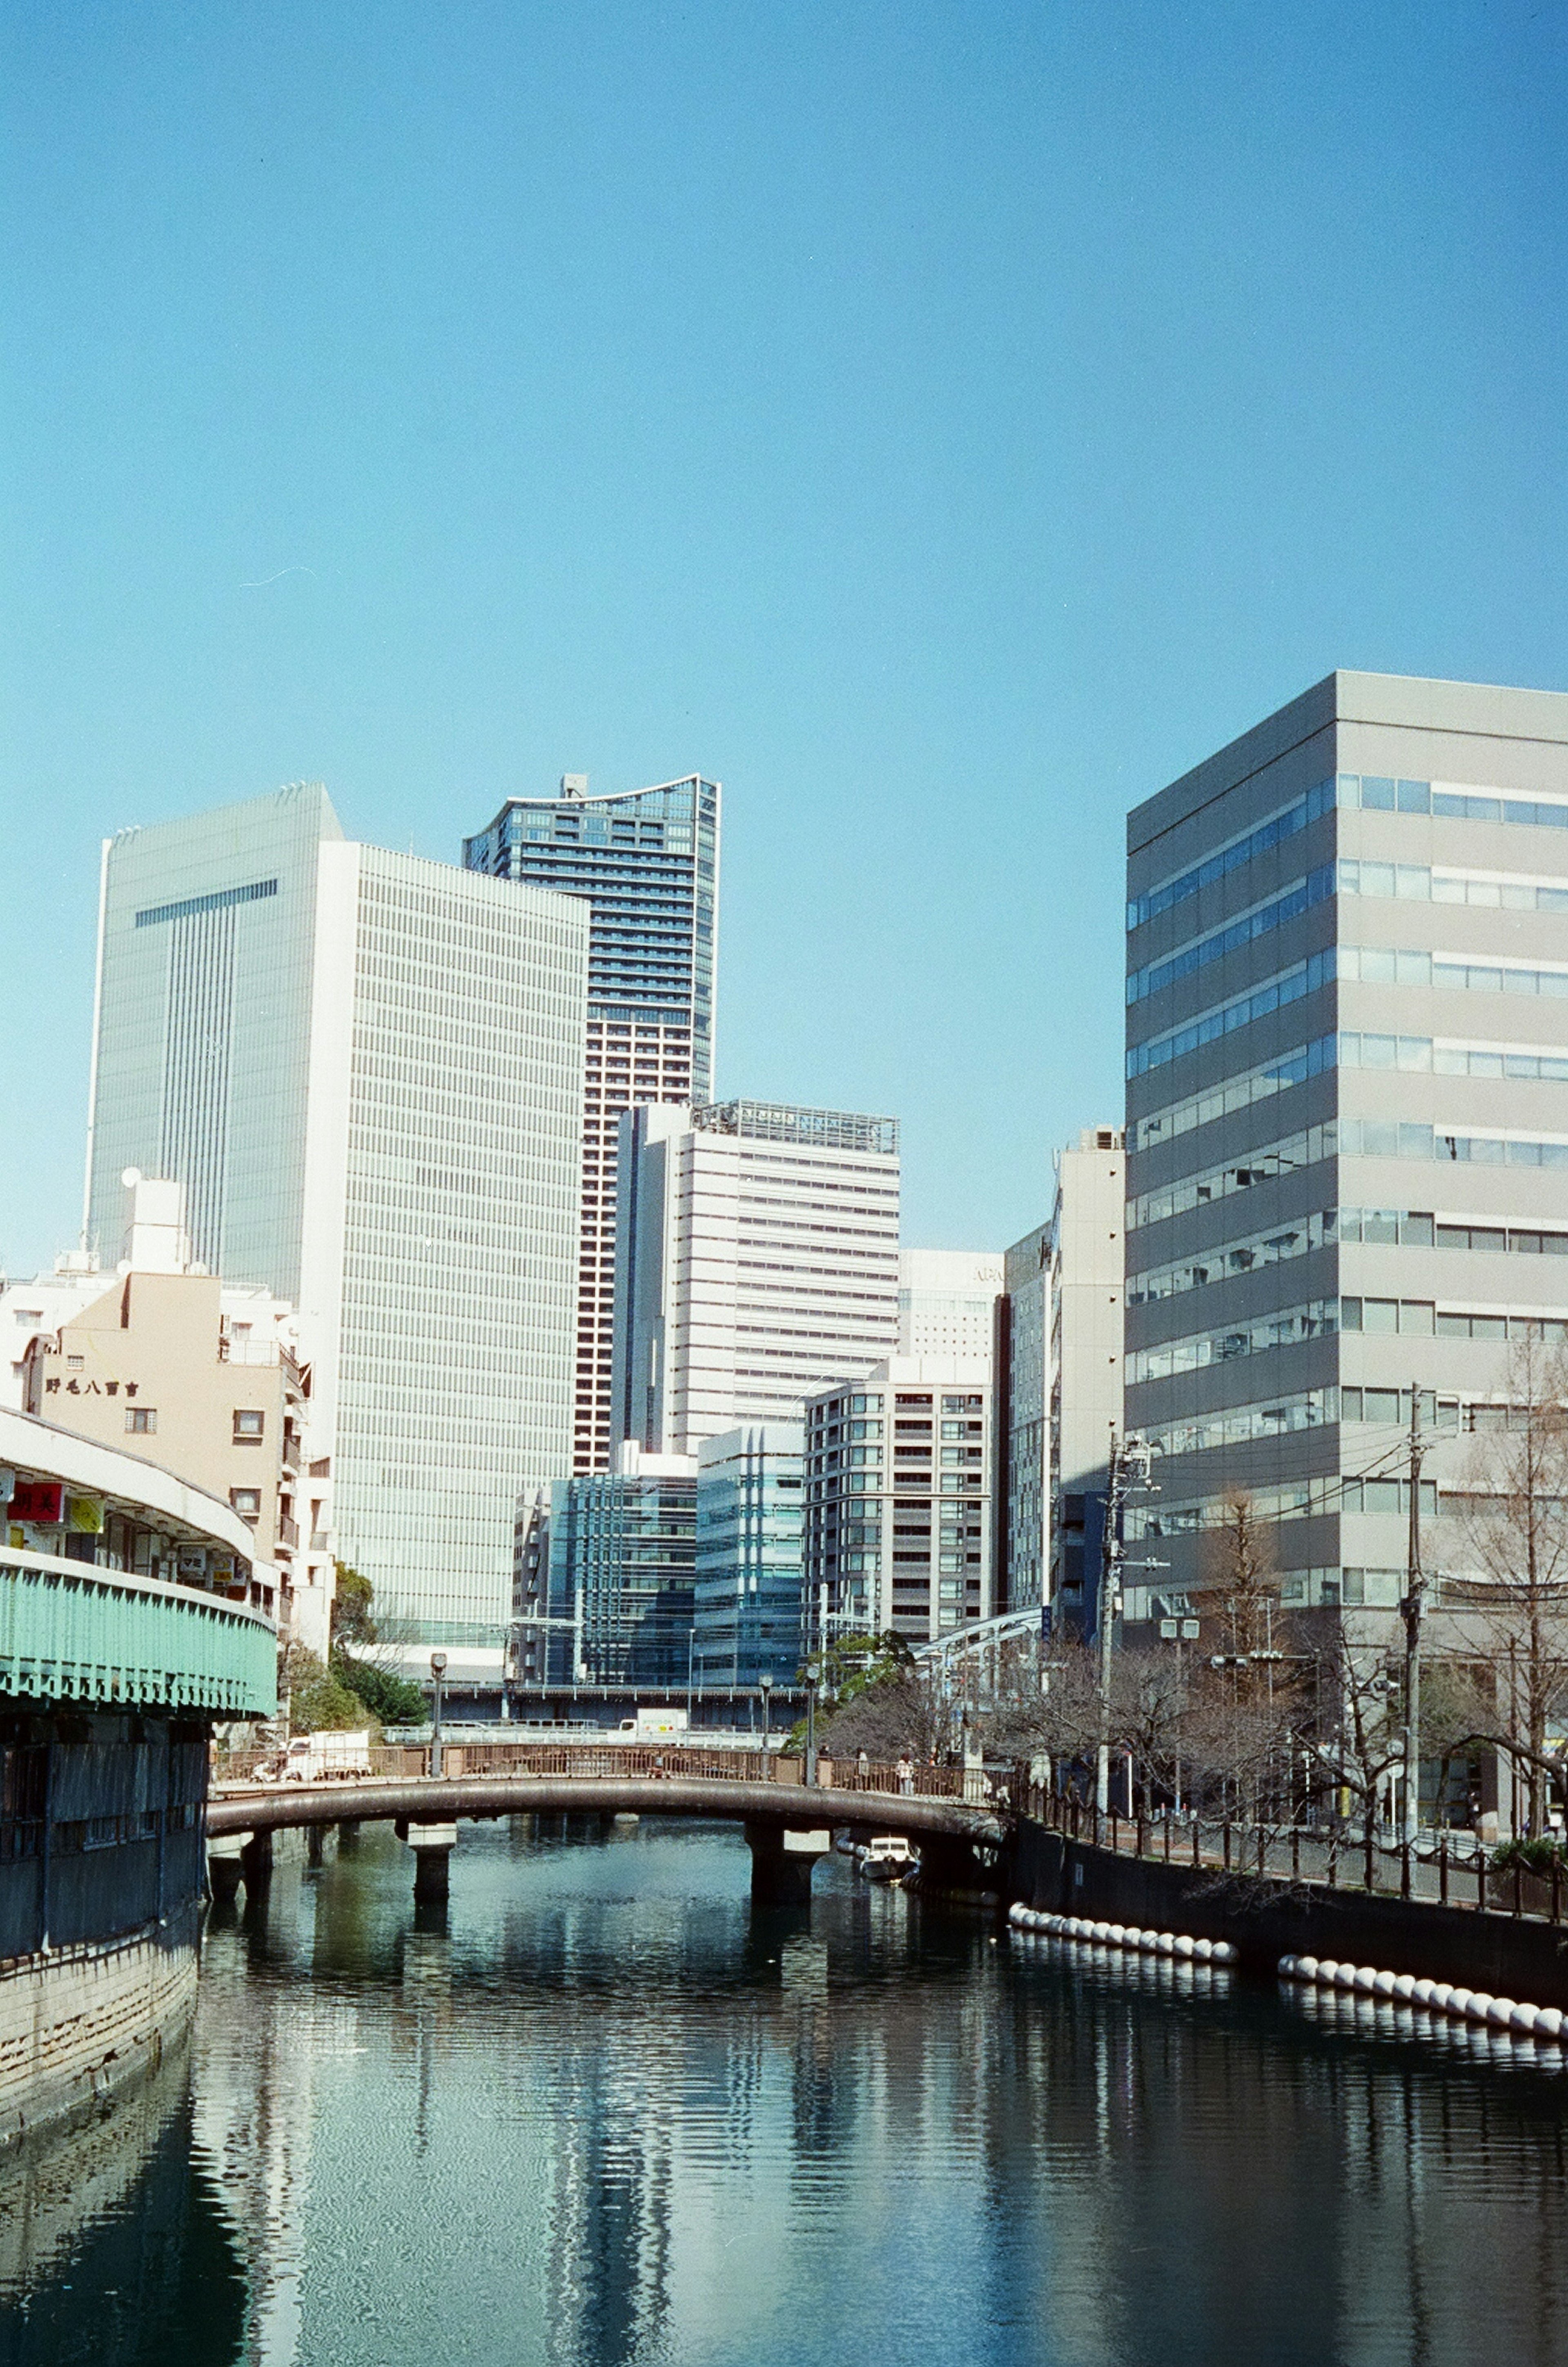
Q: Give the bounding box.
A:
[1200,1488,1282,1663]
[1446,1333,1568,1833]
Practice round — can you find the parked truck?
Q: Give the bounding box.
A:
[284,1729,374,1781]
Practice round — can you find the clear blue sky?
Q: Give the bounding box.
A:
[2,1,1564,1276]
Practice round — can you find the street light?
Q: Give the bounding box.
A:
[430,1651,448,1779]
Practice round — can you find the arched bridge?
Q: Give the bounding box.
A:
[207,1776,1008,1904]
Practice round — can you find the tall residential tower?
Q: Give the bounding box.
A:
[463,774,720,1471]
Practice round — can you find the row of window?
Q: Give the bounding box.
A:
[1130,1117,1568,1233]
[1339,1030,1568,1080]
[1341,943,1568,996]
[1129,1038,1330,1151]
[1128,951,1334,1078]
[1129,1206,1568,1303]
[1132,1294,1568,1382]
[1134,853,1568,1012]
[1129,772,1568,935]
[1338,856,1568,910]
[1127,867,1333,1005]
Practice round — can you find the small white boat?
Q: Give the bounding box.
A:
[855,1834,919,1883]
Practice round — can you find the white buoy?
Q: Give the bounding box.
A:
[1537,2006,1564,2040]
[1278,1955,1297,1978]
[1353,1967,1378,1995]
[1488,1997,1518,2028]
[1297,1955,1320,1981]
[1009,1901,1027,1925]
[1430,1983,1455,2013]
[1174,1934,1194,1958]
[1156,1932,1176,1955]
[1467,1991,1497,2023]
[1411,1978,1436,2008]
[1334,1964,1358,1991]
[1510,2003,1540,2035]
[1373,1969,1398,1997]
[1392,1973,1417,2002]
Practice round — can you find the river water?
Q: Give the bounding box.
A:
[3,1815,1568,2367]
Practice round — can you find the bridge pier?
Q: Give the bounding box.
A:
[239,1830,273,1892]
[208,1832,247,1902]
[745,1823,830,1906]
[306,1823,326,1867]
[405,1821,458,1902]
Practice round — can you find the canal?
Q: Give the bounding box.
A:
[4,1816,1568,2367]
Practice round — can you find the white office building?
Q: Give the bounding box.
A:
[83,785,588,1648]
[897,1249,1003,1364]
[610,1099,901,1458]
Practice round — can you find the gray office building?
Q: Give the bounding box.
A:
[1124,671,1568,1625]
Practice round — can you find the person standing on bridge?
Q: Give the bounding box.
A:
[896,1754,913,1796]
[857,1750,870,1785]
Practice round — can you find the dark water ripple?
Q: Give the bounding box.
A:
[1,1814,1566,2367]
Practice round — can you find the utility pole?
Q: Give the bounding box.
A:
[1399,1384,1434,1847]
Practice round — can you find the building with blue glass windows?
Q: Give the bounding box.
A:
[1123,671,1568,1645]
[693,1424,805,1689]
[508,1446,697,1695]
[464,773,720,1471]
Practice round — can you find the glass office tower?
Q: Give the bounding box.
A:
[464,775,720,1472]
[1123,671,1568,1631]
[693,1424,805,1688]
[511,1454,698,1692]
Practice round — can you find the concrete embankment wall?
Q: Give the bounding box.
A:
[0,1907,198,2148]
[1013,1819,1568,2008]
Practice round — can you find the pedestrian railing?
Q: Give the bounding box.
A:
[213,1739,983,1802]
[1016,1783,1566,1924]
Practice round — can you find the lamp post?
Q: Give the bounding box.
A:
[759,1672,773,1779]
[430,1650,448,1779]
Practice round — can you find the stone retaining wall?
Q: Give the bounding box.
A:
[0,1908,198,2148]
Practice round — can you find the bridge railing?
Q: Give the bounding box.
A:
[1018,1781,1565,1924]
[212,1739,987,1802]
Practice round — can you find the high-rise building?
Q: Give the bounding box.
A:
[803,1357,994,1647]
[1046,1128,1125,1628]
[509,1444,698,1694]
[897,1249,1003,1363]
[611,1099,901,1457]
[463,774,720,1472]
[83,786,588,1654]
[693,1422,805,1689]
[1124,671,1568,1631]
[997,1219,1050,1612]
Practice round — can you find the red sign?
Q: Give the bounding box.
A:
[11,1482,63,1525]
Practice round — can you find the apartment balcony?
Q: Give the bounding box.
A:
[277,1515,300,1550]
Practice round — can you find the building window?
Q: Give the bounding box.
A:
[230,1488,262,1521]
[233,1409,265,1442]
[126,1407,157,1435]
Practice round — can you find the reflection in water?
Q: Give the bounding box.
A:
[0,2038,245,2367]
[4,1814,1568,2366]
